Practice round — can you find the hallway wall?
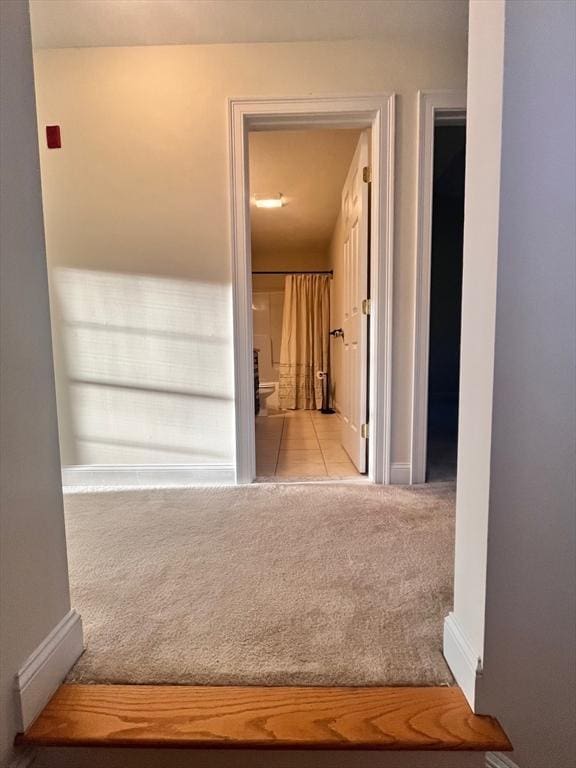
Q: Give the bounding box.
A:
[32,36,467,471]
[477,1,576,766]
[0,1,74,763]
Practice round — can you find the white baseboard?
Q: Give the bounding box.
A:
[390,462,411,484]
[443,612,482,708]
[486,752,519,768]
[62,464,236,488]
[62,462,424,487]
[16,609,83,730]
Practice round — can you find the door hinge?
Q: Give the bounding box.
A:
[362,165,371,183]
[361,298,371,315]
[361,423,369,439]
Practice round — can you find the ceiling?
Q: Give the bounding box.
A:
[29,0,468,50]
[249,129,360,259]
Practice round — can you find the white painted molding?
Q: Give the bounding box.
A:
[410,90,467,484]
[486,752,519,768]
[390,462,411,484]
[443,611,482,708]
[8,748,37,768]
[16,609,83,730]
[228,95,395,484]
[62,464,236,487]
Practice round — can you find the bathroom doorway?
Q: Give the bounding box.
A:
[249,128,367,479]
[229,96,395,485]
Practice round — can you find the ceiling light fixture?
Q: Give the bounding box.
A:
[254,193,285,209]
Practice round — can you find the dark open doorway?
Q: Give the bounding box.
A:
[426,122,466,482]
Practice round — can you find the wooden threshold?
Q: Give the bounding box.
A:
[16,684,512,751]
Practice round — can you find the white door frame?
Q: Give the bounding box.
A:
[228,95,395,484]
[410,90,467,484]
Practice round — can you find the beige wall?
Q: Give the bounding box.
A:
[0,1,73,763]
[33,37,467,468]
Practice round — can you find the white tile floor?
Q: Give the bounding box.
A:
[255,409,362,479]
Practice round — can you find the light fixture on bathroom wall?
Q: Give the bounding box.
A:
[254,193,285,209]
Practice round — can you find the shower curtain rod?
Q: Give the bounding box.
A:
[252,270,333,276]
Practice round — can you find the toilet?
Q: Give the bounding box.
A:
[253,334,279,417]
[258,382,277,416]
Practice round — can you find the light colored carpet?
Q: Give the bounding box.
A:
[64,483,455,686]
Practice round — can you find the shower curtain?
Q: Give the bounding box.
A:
[278,274,330,410]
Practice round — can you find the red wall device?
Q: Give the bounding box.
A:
[46,125,61,149]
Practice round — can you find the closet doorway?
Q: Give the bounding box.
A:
[229,96,395,485]
[411,91,467,484]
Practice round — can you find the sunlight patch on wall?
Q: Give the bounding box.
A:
[52,268,235,465]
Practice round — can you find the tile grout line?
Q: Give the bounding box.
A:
[257,411,360,479]
[311,411,330,477]
[317,414,360,478]
[273,412,287,476]
[255,411,285,478]
[278,410,328,479]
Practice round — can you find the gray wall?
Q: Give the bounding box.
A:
[0,2,72,765]
[478,2,576,767]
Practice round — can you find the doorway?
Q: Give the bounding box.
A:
[411,91,467,484]
[229,96,395,484]
[426,122,466,481]
[248,128,366,479]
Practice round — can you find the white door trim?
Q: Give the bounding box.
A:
[228,95,395,484]
[410,90,466,484]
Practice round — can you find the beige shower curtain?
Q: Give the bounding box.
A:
[278,274,330,410]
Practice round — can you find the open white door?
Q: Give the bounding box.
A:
[341,132,370,472]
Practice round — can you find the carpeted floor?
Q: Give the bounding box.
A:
[64,482,455,687]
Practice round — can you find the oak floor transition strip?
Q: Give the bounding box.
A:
[17,684,512,751]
